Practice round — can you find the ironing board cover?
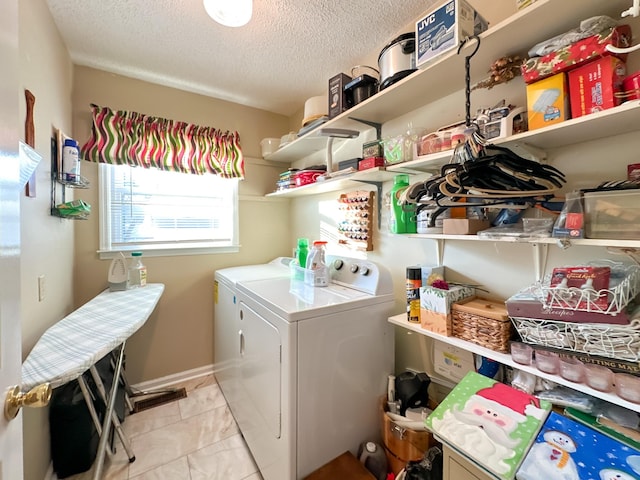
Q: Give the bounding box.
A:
[22,283,164,390]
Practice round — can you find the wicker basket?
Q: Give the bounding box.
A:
[451,297,512,352]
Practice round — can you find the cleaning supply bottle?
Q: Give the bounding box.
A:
[128,252,147,288]
[297,238,309,270]
[306,240,328,287]
[390,174,417,234]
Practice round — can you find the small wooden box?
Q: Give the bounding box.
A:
[451,297,512,353]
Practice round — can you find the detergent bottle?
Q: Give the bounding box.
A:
[390,174,416,233]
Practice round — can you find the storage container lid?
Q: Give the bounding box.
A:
[452,297,509,322]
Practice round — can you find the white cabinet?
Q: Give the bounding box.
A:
[443,445,495,480]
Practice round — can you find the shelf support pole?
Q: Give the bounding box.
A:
[348,118,383,141]
[436,238,444,266]
[354,180,383,229]
[532,242,549,282]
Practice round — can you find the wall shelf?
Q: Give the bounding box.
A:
[389,313,640,413]
[265,167,395,198]
[405,234,640,249]
[388,100,640,174]
[263,0,632,164]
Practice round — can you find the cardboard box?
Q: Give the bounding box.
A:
[328,73,352,119]
[420,284,475,335]
[548,266,611,310]
[419,265,445,286]
[505,288,632,325]
[442,218,490,235]
[433,340,475,382]
[415,0,488,69]
[526,73,570,130]
[568,56,626,119]
[358,156,385,170]
[521,25,631,84]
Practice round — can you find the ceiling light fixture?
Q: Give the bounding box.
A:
[203,0,252,27]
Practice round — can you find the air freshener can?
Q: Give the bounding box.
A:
[407,266,422,323]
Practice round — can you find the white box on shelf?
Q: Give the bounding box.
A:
[433,340,475,382]
[415,0,488,69]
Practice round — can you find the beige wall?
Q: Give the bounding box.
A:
[71,67,292,384]
[19,0,75,479]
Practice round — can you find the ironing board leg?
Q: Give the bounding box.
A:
[109,352,135,413]
[92,342,133,480]
[89,362,135,462]
[76,376,114,457]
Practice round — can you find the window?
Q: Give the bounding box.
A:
[99,163,239,257]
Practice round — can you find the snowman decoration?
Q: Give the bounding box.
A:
[518,430,579,480]
[599,468,638,480]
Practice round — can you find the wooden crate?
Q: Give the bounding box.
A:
[451,297,512,353]
[380,397,435,474]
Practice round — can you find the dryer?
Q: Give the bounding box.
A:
[213,257,292,413]
[234,256,395,480]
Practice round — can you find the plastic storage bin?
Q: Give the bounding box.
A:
[584,190,640,240]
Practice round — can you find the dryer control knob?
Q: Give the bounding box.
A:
[333,259,344,270]
[360,266,370,276]
[350,264,359,273]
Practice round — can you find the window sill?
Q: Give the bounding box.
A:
[98,245,241,260]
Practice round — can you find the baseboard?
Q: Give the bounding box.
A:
[130,364,215,393]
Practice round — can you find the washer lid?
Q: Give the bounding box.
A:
[237,276,393,322]
[214,258,293,286]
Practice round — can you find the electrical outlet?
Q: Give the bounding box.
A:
[38,275,45,302]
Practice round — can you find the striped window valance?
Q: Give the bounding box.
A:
[81,104,244,178]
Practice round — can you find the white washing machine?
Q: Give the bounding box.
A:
[213,257,293,413]
[233,256,395,480]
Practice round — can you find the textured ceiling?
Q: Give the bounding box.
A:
[45,0,440,116]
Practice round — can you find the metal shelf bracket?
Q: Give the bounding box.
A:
[349,117,383,141]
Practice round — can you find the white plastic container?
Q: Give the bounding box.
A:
[128,252,147,288]
[62,138,80,183]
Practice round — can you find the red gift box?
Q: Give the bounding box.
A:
[547,266,611,311]
[568,56,626,118]
[358,156,385,170]
[521,25,631,84]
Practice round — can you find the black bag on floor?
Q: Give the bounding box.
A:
[49,378,100,478]
[404,445,443,480]
[49,352,126,478]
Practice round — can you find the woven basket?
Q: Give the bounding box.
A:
[451,297,512,353]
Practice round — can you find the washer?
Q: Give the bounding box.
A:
[214,257,293,413]
[234,255,395,480]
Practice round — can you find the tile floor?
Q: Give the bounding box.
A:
[62,374,263,480]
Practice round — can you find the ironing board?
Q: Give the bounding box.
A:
[22,283,164,480]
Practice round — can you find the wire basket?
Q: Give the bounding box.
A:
[540,261,640,315]
[511,316,640,362]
